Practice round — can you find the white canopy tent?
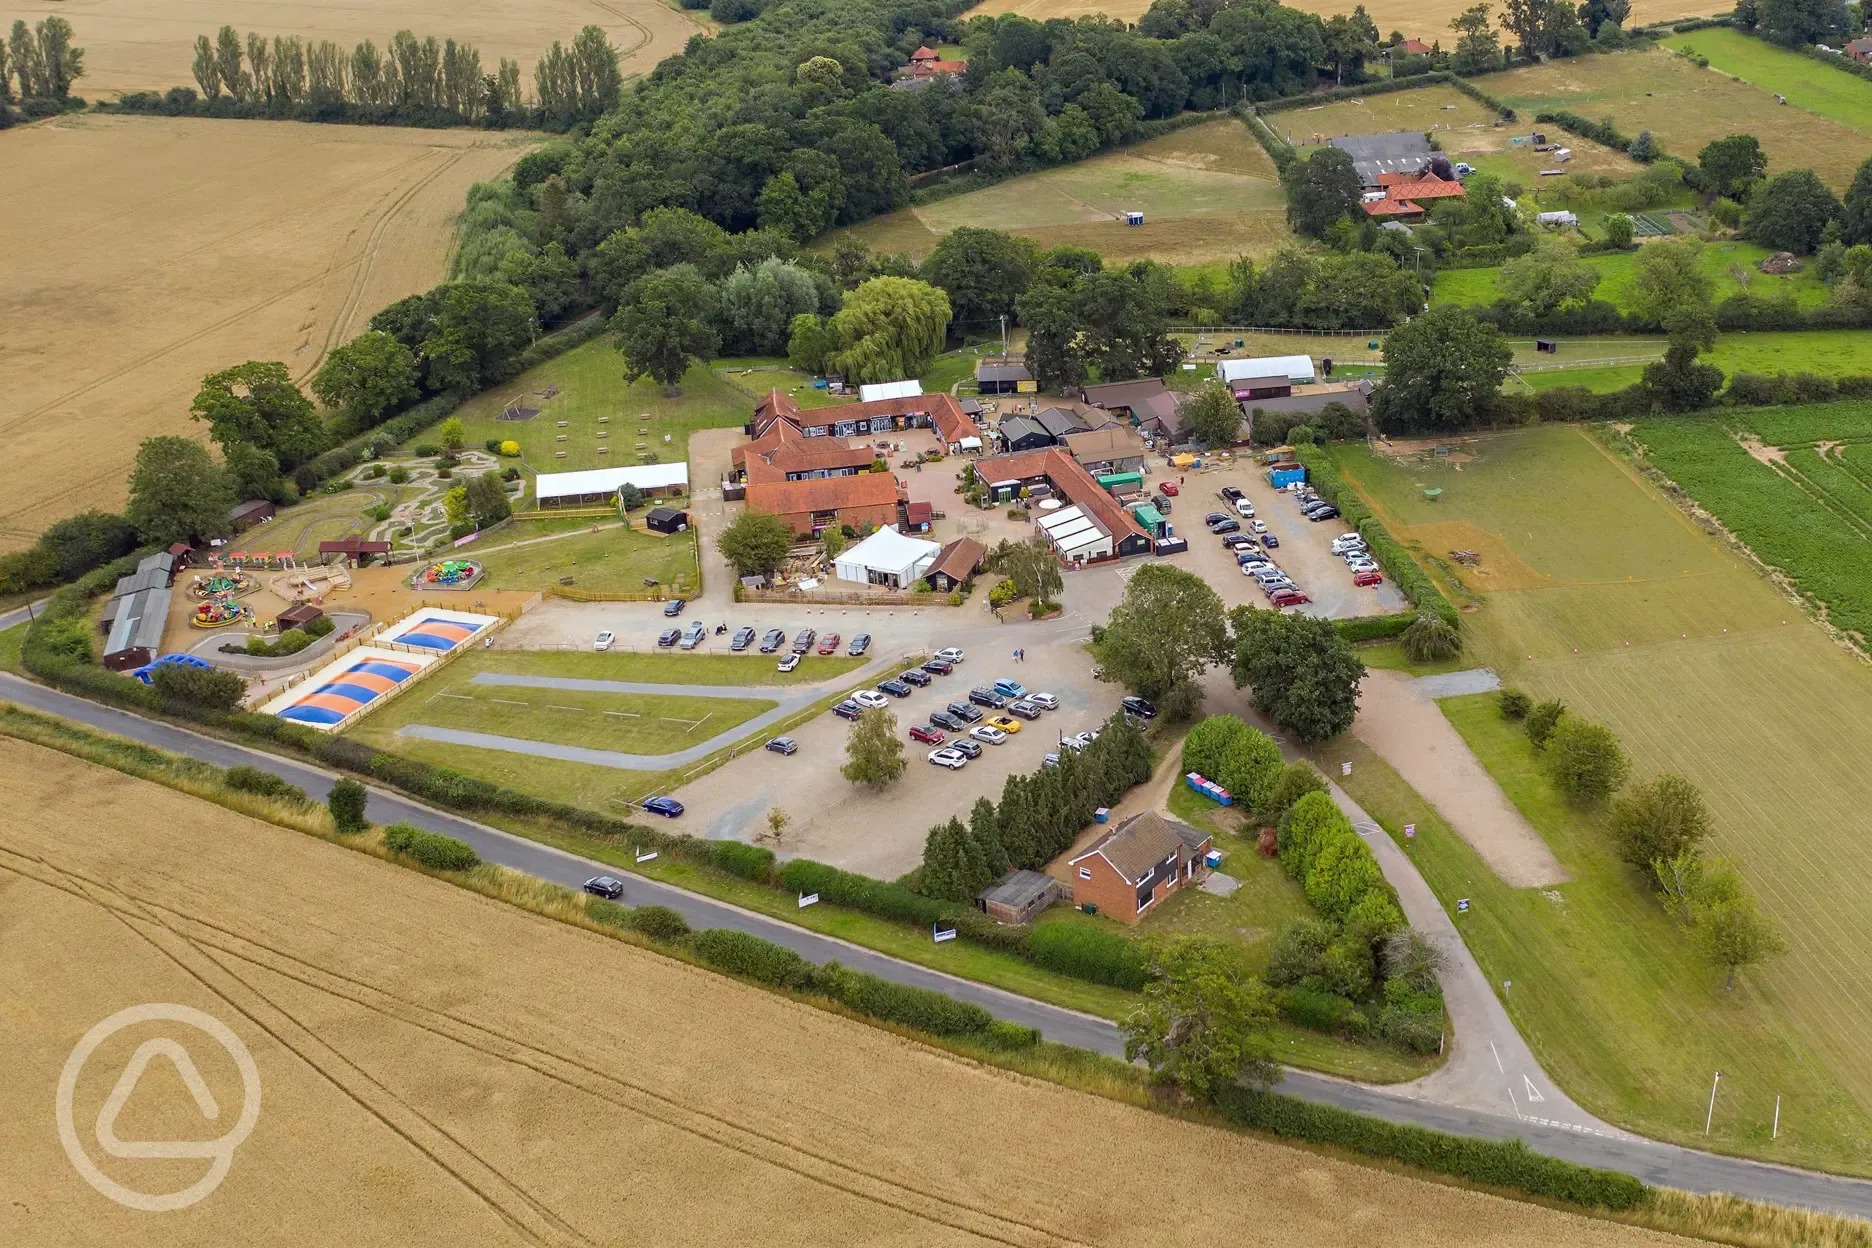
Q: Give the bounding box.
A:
[534,462,689,507]
[833,525,941,589]
[857,379,924,403]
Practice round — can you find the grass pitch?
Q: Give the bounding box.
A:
[1432,240,1833,312]
[1664,28,1872,137]
[473,521,701,596]
[1330,425,1872,1172]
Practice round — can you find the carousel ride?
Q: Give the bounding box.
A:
[416,558,485,590]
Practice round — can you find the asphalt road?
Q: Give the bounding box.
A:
[4,654,1872,1216]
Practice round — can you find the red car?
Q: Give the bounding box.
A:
[816,632,842,655]
[1352,570,1383,587]
[1157,481,1180,496]
[908,724,946,745]
[1270,588,1311,607]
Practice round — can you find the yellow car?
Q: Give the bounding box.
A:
[986,714,1021,734]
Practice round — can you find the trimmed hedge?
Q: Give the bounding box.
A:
[223,764,311,805]
[630,905,694,941]
[381,823,479,871]
[1212,1086,1646,1210]
[1030,922,1151,990]
[711,840,776,882]
[1294,445,1460,627]
[1333,613,1414,643]
[779,859,952,925]
[689,928,814,989]
[813,962,994,1037]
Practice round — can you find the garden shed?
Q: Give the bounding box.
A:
[645,507,689,534]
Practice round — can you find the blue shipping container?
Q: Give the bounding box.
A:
[1268,466,1306,488]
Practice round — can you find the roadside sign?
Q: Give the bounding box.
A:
[798,892,819,908]
[1456,898,1470,914]
[635,849,659,863]
[1340,762,1352,776]
[933,924,958,943]
[1404,823,1416,839]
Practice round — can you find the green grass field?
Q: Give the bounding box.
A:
[223,484,407,560]
[457,649,869,686]
[1664,29,1872,137]
[472,522,700,596]
[1329,425,1872,1172]
[1432,240,1832,312]
[1512,330,1872,394]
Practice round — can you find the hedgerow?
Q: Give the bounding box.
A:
[1294,445,1460,627]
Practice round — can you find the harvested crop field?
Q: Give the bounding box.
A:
[0,739,1688,1247]
[1,0,699,97]
[0,113,535,549]
[961,0,1710,40]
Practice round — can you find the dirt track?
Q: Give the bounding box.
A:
[0,738,1685,1246]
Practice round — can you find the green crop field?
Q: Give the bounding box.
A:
[826,117,1294,265]
[1329,425,1872,1172]
[1474,44,1870,189]
[1664,28,1872,137]
[1432,239,1832,312]
[473,522,701,596]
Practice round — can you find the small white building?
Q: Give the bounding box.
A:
[857,379,923,403]
[1036,504,1114,563]
[834,525,941,589]
[534,461,689,507]
[1217,354,1316,387]
[1537,210,1578,227]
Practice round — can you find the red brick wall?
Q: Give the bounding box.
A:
[776,501,899,536]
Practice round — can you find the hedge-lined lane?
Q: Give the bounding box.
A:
[5,665,1872,1215]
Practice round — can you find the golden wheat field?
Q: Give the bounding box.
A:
[0,738,1695,1248]
[962,0,1718,39]
[0,113,535,549]
[0,0,700,96]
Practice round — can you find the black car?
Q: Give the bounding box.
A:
[731,626,756,651]
[656,627,681,647]
[1222,534,1255,550]
[791,628,817,653]
[922,657,954,675]
[1305,506,1341,521]
[759,628,786,653]
[1210,518,1241,535]
[848,633,872,656]
[1121,695,1158,719]
[1153,495,1172,513]
[968,687,1006,708]
[1204,511,1231,527]
[662,598,686,617]
[929,709,965,731]
[947,701,983,723]
[878,679,913,698]
[1220,486,1244,502]
[899,668,931,687]
[764,736,799,755]
[832,700,862,721]
[583,876,625,899]
[948,737,983,759]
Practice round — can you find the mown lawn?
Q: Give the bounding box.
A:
[1514,330,1872,393]
[474,523,700,596]
[1432,240,1832,312]
[455,648,868,686]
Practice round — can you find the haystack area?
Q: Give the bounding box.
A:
[0,114,534,549]
[0,739,1686,1247]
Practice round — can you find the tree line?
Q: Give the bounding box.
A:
[2,17,84,126]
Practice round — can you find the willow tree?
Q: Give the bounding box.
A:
[825,276,950,384]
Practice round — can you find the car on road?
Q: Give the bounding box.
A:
[922,657,954,676]
[1219,486,1244,502]
[641,796,684,818]
[878,678,913,698]
[928,747,968,770]
[947,701,983,723]
[1121,696,1157,719]
[731,626,756,651]
[847,633,871,656]
[1270,588,1311,607]
[680,621,706,650]
[594,630,615,651]
[929,709,965,731]
[1026,691,1059,710]
[1261,534,1280,549]
[934,646,965,663]
[970,724,1008,745]
[764,736,799,755]
[760,628,787,653]
[791,628,817,653]
[1352,570,1384,587]
[777,653,802,673]
[908,724,946,745]
[948,737,983,759]
[1007,701,1042,720]
[832,700,863,721]
[852,689,889,710]
[968,687,1007,708]
[656,627,680,647]
[817,633,843,655]
[1157,481,1179,496]
[1305,506,1340,521]
[1210,518,1241,535]
[986,713,1021,734]
[662,599,686,617]
[993,678,1027,698]
[899,668,931,687]
[583,876,625,899]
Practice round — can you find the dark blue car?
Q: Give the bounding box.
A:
[641,796,684,818]
[662,598,686,617]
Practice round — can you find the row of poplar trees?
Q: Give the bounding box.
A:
[3,17,84,107]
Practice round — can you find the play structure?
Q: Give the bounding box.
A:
[189,571,254,599]
[262,648,435,729]
[191,597,253,629]
[415,558,485,590]
[271,563,352,603]
[129,653,213,685]
[378,608,499,652]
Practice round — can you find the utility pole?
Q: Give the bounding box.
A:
[999,314,1008,360]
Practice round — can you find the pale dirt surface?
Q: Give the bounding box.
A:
[0,740,1692,1247]
[962,0,1713,37]
[0,113,535,548]
[1352,669,1570,888]
[0,0,700,96]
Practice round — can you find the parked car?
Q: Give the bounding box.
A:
[968,687,1006,708]
[764,736,799,755]
[1062,732,1092,751]
[993,678,1026,698]
[947,701,983,723]
[1220,486,1244,502]
[928,747,969,770]
[908,724,946,745]
[1352,570,1384,587]
[929,709,965,731]
[583,876,624,899]
[1348,558,1380,575]
[1233,498,1256,518]
[656,627,681,647]
[1330,535,1366,554]
[1237,551,1272,567]
[1152,495,1173,513]
[934,646,965,663]
[1158,481,1179,496]
[791,629,817,653]
[1261,534,1280,549]
[986,713,1021,734]
[922,657,954,675]
[777,653,801,673]
[832,700,863,721]
[848,633,871,656]
[970,724,1008,745]
[878,679,912,698]
[760,628,786,652]
[1270,588,1311,607]
[662,599,686,617]
[899,668,931,687]
[1026,692,1059,710]
[680,621,706,650]
[1210,518,1241,535]
[594,630,615,651]
[1008,701,1043,720]
[730,626,755,651]
[817,633,842,655]
[852,689,889,710]
[1203,511,1231,527]
[1259,578,1298,595]
[1042,753,1061,768]
[1121,696,1157,719]
[948,737,983,759]
[1248,519,1268,534]
[1222,534,1256,550]
[1305,506,1340,521]
[641,796,684,818]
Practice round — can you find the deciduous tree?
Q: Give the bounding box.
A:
[328,778,370,834]
[126,436,232,547]
[826,276,950,383]
[1496,236,1601,315]
[920,228,1037,330]
[1370,306,1512,434]
[1544,715,1630,805]
[715,509,795,578]
[1609,773,1712,870]
[1281,147,1363,239]
[1697,134,1766,200]
[1122,937,1277,1102]
[312,330,420,426]
[191,361,327,470]
[615,264,719,392]
[1182,379,1243,448]
[1229,606,1364,742]
[841,706,906,789]
[1746,168,1844,254]
[422,281,537,392]
[1097,564,1228,716]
